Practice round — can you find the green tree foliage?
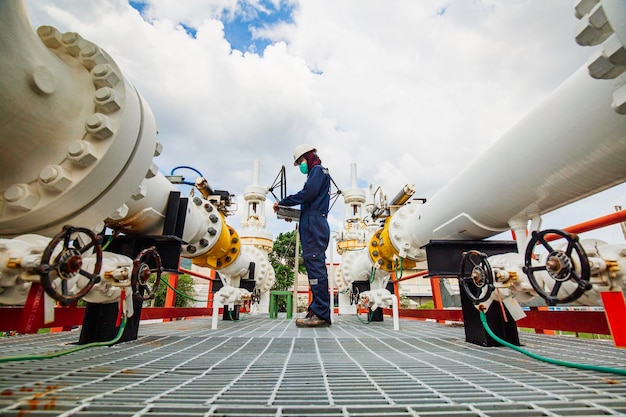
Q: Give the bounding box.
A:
[146,273,197,308]
[269,230,305,291]
[400,292,411,309]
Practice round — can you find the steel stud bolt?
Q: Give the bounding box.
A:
[92,64,120,88]
[37,26,62,48]
[61,32,86,57]
[4,184,39,211]
[39,165,72,192]
[85,113,114,140]
[94,87,121,114]
[67,140,98,167]
[80,43,106,70]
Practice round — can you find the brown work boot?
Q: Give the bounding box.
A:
[295,314,330,328]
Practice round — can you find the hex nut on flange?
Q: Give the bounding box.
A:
[94,87,121,114]
[132,182,147,201]
[85,113,114,140]
[67,140,98,167]
[108,204,129,221]
[39,165,72,192]
[37,25,62,49]
[79,43,107,70]
[61,32,86,57]
[4,184,39,211]
[145,162,158,179]
[92,64,120,89]
[154,141,163,157]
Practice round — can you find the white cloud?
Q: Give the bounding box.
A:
[23,0,626,243]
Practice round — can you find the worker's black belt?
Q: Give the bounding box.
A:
[303,212,327,217]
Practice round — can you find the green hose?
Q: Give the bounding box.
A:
[479,310,626,376]
[0,316,128,364]
[159,276,207,303]
[356,309,375,324]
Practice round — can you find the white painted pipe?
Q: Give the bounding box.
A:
[387,4,626,259]
[391,292,399,331]
[211,300,221,330]
[390,64,626,261]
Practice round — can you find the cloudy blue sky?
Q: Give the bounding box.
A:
[25,0,626,244]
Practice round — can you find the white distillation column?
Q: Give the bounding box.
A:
[384,0,626,309]
[335,163,398,314]
[335,163,368,314]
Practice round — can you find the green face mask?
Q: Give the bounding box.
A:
[299,161,309,175]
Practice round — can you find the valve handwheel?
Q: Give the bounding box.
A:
[350,286,360,305]
[523,229,591,305]
[39,225,103,305]
[251,289,261,304]
[459,250,494,304]
[132,246,163,301]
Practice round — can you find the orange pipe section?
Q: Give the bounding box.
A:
[163,274,178,322]
[396,269,429,282]
[546,209,626,241]
[179,266,213,280]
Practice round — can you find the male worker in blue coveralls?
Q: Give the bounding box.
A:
[273,144,331,327]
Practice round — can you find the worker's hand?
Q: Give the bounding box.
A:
[272,202,279,213]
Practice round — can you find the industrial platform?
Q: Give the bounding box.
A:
[1,314,625,416]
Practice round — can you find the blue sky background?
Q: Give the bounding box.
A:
[129,0,295,54]
[24,0,626,245]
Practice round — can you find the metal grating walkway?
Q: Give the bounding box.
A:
[1,314,625,416]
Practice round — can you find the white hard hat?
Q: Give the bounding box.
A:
[293,144,316,166]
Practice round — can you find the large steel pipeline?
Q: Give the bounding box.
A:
[0,1,274,308]
[389,1,626,261]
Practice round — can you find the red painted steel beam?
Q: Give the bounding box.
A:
[139,307,213,320]
[383,308,612,335]
[0,305,613,335]
[1,306,85,332]
[600,292,626,347]
[387,308,463,322]
[517,310,611,334]
[0,307,214,332]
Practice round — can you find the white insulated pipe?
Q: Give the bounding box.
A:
[0,0,163,237]
[0,1,219,254]
[395,65,626,259]
[410,68,626,250]
[385,0,626,260]
[386,2,626,260]
[0,2,270,290]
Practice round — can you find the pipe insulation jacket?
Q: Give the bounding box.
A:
[393,65,626,261]
[389,1,626,260]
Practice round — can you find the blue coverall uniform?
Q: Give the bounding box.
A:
[278,164,331,323]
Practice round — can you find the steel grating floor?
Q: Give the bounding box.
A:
[1,314,625,416]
